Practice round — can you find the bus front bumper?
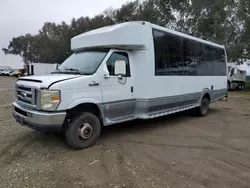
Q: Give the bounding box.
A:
[12,102,66,132]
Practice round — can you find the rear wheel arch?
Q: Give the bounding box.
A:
[203,93,211,102]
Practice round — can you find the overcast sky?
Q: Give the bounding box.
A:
[0,0,128,68]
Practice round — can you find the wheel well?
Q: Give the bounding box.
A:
[62,103,103,131]
[67,103,101,118]
[203,93,211,102]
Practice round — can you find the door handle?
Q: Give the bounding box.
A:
[89,81,99,87]
[131,86,133,93]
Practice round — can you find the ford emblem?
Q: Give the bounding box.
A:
[20,91,27,98]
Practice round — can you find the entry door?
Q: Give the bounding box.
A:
[100,51,134,118]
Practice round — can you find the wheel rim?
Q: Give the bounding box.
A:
[78,122,94,140]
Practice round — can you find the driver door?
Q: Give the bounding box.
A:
[100,50,135,119]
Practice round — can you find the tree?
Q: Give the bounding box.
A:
[2,0,250,62]
[2,34,39,64]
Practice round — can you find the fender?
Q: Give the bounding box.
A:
[199,88,212,103]
[67,98,105,120]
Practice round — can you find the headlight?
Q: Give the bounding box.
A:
[40,90,61,111]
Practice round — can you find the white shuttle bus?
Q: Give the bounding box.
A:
[12,21,228,149]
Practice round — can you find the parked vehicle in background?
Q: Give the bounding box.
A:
[2,70,9,76]
[227,64,247,90]
[9,70,16,76]
[12,21,228,149]
[13,69,25,77]
[237,60,250,83]
[2,69,15,76]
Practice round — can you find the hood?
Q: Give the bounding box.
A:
[17,74,82,88]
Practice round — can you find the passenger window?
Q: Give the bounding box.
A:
[182,39,202,75]
[106,52,130,77]
[218,49,227,76]
[153,28,226,76]
[194,44,214,76]
[153,30,182,75]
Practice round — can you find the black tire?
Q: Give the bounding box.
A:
[195,97,209,117]
[238,83,242,90]
[65,112,101,149]
[240,82,245,90]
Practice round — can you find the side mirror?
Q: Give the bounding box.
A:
[115,60,126,76]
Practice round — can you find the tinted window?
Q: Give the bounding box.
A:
[153,29,226,76]
[198,45,226,76]
[194,44,214,76]
[106,52,130,77]
[182,39,202,75]
[154,30,183,75]
[218,49,227,75]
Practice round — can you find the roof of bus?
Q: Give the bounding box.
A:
[71,21,225,51]
[71,22,151,51]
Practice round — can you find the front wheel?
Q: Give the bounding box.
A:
[65,112,101,149]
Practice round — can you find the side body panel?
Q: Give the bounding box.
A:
[50,75,103,111]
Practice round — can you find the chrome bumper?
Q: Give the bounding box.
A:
[12,102,66,131]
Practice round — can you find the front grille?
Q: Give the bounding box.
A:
[16,85,38,107]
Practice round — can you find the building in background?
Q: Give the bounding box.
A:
[26,63,58,76]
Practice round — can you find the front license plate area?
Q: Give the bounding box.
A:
[16,115,24,125]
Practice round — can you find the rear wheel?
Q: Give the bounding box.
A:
[65,112,101,149]
[195,97,209,117]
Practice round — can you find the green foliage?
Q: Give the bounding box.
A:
[2,0,250,64]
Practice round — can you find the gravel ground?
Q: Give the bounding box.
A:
[1,76,250,188]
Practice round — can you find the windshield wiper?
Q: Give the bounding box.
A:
[65,68,90,75]
[65,68,79,72]
[52,68,91,75]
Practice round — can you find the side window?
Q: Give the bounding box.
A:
[153,30,166,73]
[182,39,203,76]
[183,39,199,75]
[195,44,214,76]
[106,52,130,77]
[153,28,226,76]
[213,48,222,76]
[218,48,227,76]
[166,34,182,75]
[153,29,182,75]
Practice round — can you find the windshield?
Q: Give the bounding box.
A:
[52,50,108,75]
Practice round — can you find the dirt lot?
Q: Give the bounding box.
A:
[1,76,250,188]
